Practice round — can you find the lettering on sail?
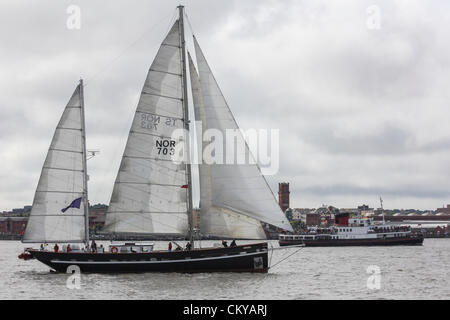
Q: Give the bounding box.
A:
[140,113,177,131]
[156,139,176,156]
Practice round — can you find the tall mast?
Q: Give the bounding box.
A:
[178,5,195,246]
[79,79,90,246]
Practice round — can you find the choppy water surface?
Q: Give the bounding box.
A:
[1,239,449,299]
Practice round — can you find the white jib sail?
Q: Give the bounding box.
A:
[191,37,293,239]
[103,20,189,235]
[23,83,87,243]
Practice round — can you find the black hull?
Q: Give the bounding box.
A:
[27,243,268,273]
[279,236,424,247]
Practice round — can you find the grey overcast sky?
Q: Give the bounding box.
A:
[1,0,450,211]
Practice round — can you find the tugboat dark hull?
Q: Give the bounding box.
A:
[279,236,424,247]
[27,243,269,273]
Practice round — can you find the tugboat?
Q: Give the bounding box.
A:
[279,212,424,247]
[19,6,294,273]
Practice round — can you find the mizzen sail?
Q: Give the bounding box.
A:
[190,38,293,239]
[23,83,88,243]
[102,20,189,235]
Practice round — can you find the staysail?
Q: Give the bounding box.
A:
[23,83,88,243]
[102,20,189,235]
[190,37,293,239]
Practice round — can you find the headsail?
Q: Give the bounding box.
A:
[23,83,88,243]
[102,20,189,235]
[190,37,293,239]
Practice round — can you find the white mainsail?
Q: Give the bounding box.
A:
[102,20,189,235]
[23,83,88,243]
[190,37,293,239]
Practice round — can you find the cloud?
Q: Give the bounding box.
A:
[1,0,450,211]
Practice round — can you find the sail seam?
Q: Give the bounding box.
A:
[130,130,181,140]
[135,110,184,121]
[36,190,82,194]
[116,182,186,187]
[161,43,181,49]
[107,211,186,214]
[43,166,83,172]
[136,108,183,119]
[22,240,85,243]
[49,148,83,154]
[56,127,82,131]
[142,91,182,101]
[123,155,176,162]
[29,214,85,217]
[149,69,182,77]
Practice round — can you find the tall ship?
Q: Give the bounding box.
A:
[19,6,293,273]
[279,212,424,247]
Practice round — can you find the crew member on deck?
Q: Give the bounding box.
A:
[222,240,228,247]
[91,239,97,253]
[230,239,236,247]
[66,244,72,253]
[54,243,59,253]
[185,241,191,251]
[168,242,173,252]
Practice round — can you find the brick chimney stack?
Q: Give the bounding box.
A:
[278,182,290,212]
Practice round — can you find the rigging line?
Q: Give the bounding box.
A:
[88,10,177,205]
[269,246,305,269]
[84,9,177,86]
[269,242,274,267]
[184,10,196,40]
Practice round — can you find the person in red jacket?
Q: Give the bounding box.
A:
[168,242,172,252]
[54,243,59,253]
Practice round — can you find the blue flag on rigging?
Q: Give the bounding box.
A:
[61,197,82,213]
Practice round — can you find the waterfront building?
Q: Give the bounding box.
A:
[278,182,290,212]
[0,217,28,235]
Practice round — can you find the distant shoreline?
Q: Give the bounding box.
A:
[0,234,263,241]
[2,234,449,241]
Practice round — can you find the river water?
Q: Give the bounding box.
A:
[1,239,449,299]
